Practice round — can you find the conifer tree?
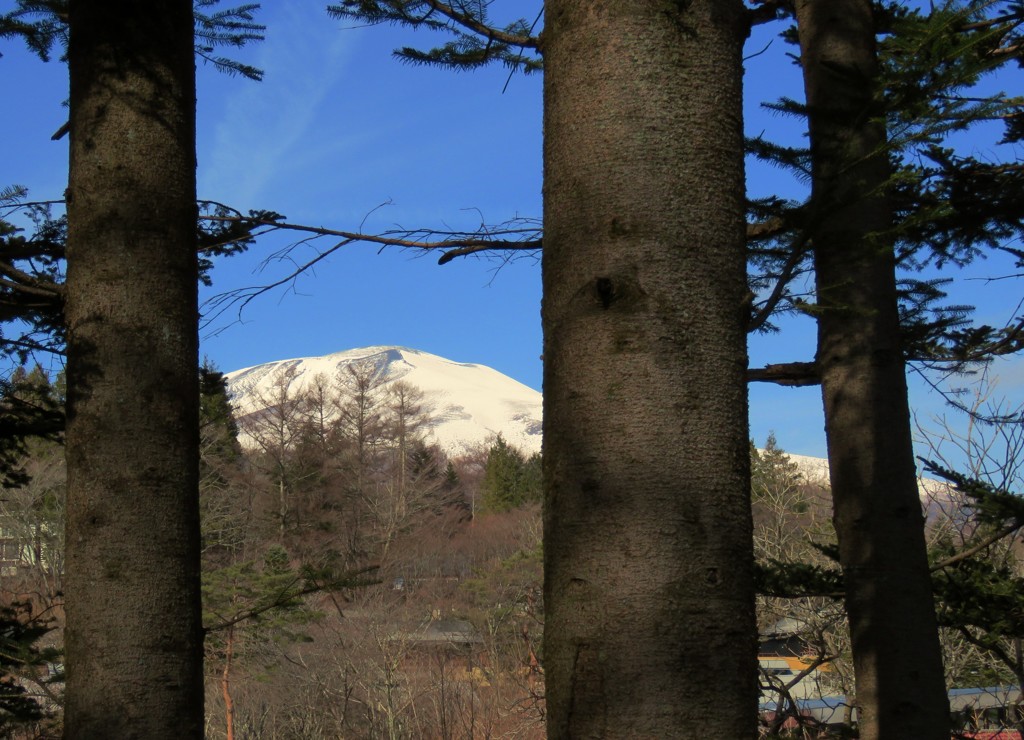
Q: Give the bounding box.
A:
[203,544,317,740]
[198,362,253,562]
[0,370,64,737]
[0,602,60,736]
[480,434,539,513]
[788,2,951,735]
[745,4,1023,735]
[236,365,310,543]
[924,461,1024,707]
[61,2,205,735]
[747,0,1024,381]
[0,195,66,489]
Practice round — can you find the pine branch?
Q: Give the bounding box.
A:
[2,1,264,79]
[746,0,793,29]
[748,230,812,333]
[327,1,540,73]
[193,1,265,80]
[408,0,538,50]
[920,458,1024,528]
[203,565,379,633]
[754,559,845,599]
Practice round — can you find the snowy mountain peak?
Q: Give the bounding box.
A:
[225,346,543,457]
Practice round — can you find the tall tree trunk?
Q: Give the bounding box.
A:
[794,1,949,737]
[221,626,236,740]
[542,1,756,736]
[279,473,287,543]
[63,1,203,737]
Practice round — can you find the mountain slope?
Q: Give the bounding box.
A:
[225,346,543,457]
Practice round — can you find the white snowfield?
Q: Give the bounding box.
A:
[225,346,543,458]
[780,452,833,485]
[782,451,949,500]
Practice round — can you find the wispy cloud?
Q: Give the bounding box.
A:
[197,5,356,208]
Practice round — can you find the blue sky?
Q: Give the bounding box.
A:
[2,2,1021,465]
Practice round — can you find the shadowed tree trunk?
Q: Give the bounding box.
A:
[63,1,204,737]
[794,1,949,737]
[542,1,757,736]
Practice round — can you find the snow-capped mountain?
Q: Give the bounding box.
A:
[225,346,543,457]
[225,344,946,500]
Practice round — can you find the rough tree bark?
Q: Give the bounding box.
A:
[542,1,757,736]
[794,1,950,737]
[63,1,204,737]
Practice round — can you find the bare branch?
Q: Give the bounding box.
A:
[199,211,541,327]
[746,216,790,240]
[200,212,541,262]
[747,361,820,386]
[931,521,1024,570]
